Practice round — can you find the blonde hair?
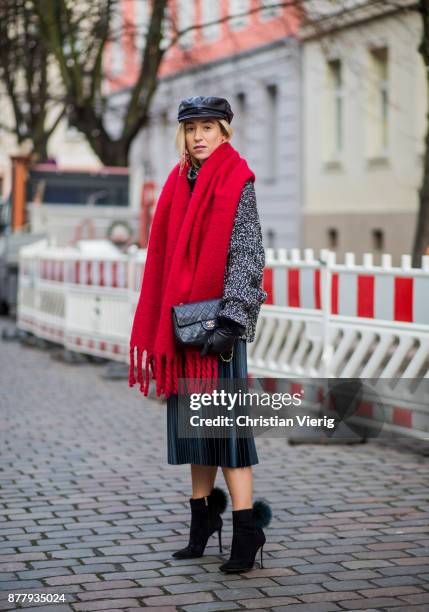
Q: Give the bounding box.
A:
[175,118,233,173]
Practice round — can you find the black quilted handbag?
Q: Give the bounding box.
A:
[171,298,222,349]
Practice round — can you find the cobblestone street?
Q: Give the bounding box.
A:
[1,317,429,611]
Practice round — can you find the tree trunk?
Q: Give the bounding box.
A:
[34,138,49,162]
[92,140,129,167]
[413,113,429,266]
[413,0,429,266]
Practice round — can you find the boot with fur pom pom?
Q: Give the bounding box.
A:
[219,499,272,573]
[173,487,228,559]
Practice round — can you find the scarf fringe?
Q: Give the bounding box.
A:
[128,345,219,399]
[128,346,136,386]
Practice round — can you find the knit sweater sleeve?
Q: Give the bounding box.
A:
[218,180,267,339]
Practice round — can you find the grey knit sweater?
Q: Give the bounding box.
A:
[188,168,267,342]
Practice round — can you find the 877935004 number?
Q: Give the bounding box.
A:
[8,593,66,604]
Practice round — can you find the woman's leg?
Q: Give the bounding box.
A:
[191,464,218,498]
[222,466,253,510]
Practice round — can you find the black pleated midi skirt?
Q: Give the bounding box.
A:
[167,339,259,467]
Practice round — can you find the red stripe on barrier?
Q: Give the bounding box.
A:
[76,337,81,346]
[357,275,374,318]
[87,261,92,286]
[264,378,277,392]
[288,269,300,307]
[314,269,321,310]
[356,401,374,418]
[100,341,107,351]
[393,407,412,428]
[112,262,118,288]
[113,344,120,354]
[75,261,80,284]
[263,268,273,304]
[100,262,105,287]
[291,383,302,396]
[394,277,413,322]
[331,273,339,314]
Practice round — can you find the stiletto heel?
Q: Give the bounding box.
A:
[218,527,222,553]
[172,487,227,559]
[219,499,272,573]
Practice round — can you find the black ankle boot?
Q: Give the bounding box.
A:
[172,487,228,559]
[219,499,272,573]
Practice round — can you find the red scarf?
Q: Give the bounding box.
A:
[128,141,255,399]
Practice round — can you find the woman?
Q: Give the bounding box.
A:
[129,96,271,573]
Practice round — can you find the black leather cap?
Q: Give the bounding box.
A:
[178,96,234,123]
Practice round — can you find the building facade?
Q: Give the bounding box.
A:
[110,0,302,249]
[301,1,426,262]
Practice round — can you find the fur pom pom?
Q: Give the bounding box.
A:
[209,487,228,514]
[253,499,272,528]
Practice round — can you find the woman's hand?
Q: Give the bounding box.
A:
[200,318,246,357]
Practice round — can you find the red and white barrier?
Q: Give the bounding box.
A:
[17,240,146,361]
[17,242,429,439]
[263,250,429,325]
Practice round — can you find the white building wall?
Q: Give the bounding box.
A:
[0,89,101,200]
[302,9,426,260]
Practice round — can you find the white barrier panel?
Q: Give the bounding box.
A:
[17,242,429,439]
[17,240,146,362]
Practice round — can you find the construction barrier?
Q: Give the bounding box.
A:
[16,241,429,440]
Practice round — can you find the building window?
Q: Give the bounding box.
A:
[134,0,149,51]
[326,59,343,158]
[160,110,172,161]
[235,92,247,153]
[160,4,173,51]
[177,0,195,48]
[200,0,220,41]
[372,228,384,251]
[260,0,282,20]
[267,228,276,248]
[265,84,278,182]
[110,3,124,75]
[327,228,338,249]
[367,47,389,158]
[229,0,249,31]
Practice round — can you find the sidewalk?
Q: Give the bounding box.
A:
[0,317,428,611]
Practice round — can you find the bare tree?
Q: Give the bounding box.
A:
[1,0,427,260]
[0,0,64,161]
[32,0,168,167]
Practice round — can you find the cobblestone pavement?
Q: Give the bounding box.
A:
[1,317,429,612]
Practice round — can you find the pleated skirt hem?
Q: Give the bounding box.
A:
[166,339,259,468]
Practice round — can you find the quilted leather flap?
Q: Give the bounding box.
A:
[172,298,222,327]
